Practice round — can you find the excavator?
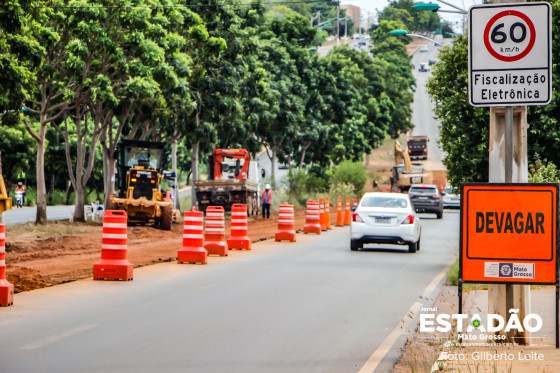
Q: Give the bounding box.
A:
[390,140,433,193]
[107,140,176,230]
[0,175,12,214]
[194,149,261,215]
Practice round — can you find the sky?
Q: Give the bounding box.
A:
[340,0,484,33]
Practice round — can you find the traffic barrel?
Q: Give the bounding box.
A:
[227,204,251,251]
[303,200,321,235]
[325,196,332,230]
[344,196,351,226]
[93,210,133,281]
[336,196,343,226]
[204,206,228,256]
[0,224,14,307]
[275,203,296,242]
[319,198,327,231]
[178,208,207,264]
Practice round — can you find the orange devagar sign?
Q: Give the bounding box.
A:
[461,183,558,284]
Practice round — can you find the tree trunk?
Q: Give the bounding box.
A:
[102,146,116,206]
[270,146,277,189]
[35,124,47,224]
[191,141,199,210]
[73,184,86,222]
[299,142,310,169]
[172,139,180,211]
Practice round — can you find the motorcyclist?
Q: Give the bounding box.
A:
[15,182,26,206]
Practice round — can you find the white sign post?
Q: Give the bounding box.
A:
[469,2,551,107]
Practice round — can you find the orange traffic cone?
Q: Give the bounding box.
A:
[304,200,321,235]
[336,196,343,226]
[353,195,358,209]
[204,206,228,256]
[178,208,207,264]
[227,203,251,250]
[344,196,351,226]
[275,203,296,242]
[93,210,133,281]
[319,198,327,231]
[0,224,14,307]
[325,196,331,229]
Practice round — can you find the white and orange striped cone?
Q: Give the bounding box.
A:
[204,206,228,256]
[319,197,327,231]
[303,200,321,235]
[325,196,332,230]
[344,196,351,226]
[227,204,251,250]
[353,195,358,209]
[275,203,296,242]
[93,210,133,281]
[178,208,207,264]
[336,196,343,226]
[0,224,14,307]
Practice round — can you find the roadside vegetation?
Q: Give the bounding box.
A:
[0,0,441,223]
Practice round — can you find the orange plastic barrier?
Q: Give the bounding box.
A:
[178,208,207,264]
[204,206,228,256]
[304,200,321,235]
[93,210,133,281]
[0,224,13,307]
[344,196,351,226]
[325,196,331,230]
[336,196,343,226]
[227,203,251,250]
[319,198,327,231]
[275,203,296,242]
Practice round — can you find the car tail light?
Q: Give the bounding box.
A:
[352,212,364,223]
[408,193,412,198]
[131,178,137,183]
[435,195,440,199]
[401,214,415,224]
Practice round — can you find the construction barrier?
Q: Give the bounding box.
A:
[204,206,228,256]
[303,200,321,235]
[336,196,343,226]
[227,204,251,250]
[344,196,351,226]
[319,198,327,231]
[0,224,13,307]
[178,208,207,264]
[275,203,296,242]
[325,196,331,230]
[93,210,133,281]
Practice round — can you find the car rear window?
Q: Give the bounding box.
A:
[361,197,408,208]
[410,187,438,194]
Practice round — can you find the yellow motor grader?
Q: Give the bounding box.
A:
[107,140,177,230]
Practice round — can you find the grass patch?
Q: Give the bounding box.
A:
[447,257,488,290]
[6,222,91,239]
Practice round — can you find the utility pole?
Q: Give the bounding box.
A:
[344,15,347,39]
[336,5,340,45]
[487,0,530,345]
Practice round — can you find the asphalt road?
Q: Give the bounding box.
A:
[2,205,75,225]
[0,211,459,373]
[410,42,446,171]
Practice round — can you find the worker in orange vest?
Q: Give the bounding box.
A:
[262,184,273,219]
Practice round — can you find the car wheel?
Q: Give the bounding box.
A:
[350,240,362,251]
[436,210,443,219]
[416,238,421,251]
[408,241,418,253]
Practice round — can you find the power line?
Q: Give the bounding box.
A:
[1,0,325,9]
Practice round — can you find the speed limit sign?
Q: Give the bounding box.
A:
[469,3,551,107]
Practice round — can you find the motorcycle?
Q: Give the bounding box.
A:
[15,191,24,208]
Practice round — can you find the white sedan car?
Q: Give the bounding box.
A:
[350,192,421,253]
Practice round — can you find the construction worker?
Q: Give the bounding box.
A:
[261,184,273,219]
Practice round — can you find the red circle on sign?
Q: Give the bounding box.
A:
[483,10,536,62]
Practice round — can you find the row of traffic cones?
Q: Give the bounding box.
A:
[304,195,359,234]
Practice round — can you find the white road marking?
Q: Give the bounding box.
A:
[358,258,456,373]
[20,324,97,350]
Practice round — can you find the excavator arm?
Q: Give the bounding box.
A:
[212,149,251,180]
[394,141,412,172]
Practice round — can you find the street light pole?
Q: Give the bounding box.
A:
[337,5,340,46]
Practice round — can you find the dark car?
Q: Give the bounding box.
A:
[428,58,438,66]
[408,184,444,219]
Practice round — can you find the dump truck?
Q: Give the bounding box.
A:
[407,135,429,161]
[194,149,261,215]
[390,140,433,193]
[107,140,176,230]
